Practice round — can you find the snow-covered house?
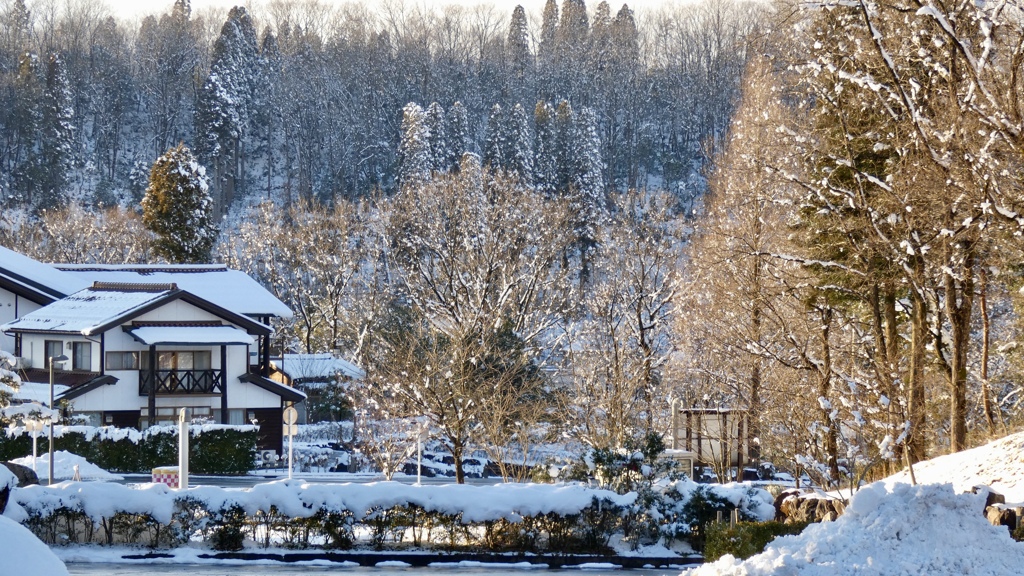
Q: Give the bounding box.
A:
[264,353,364,423]
[0,246,89,355]
[0,252,303,453]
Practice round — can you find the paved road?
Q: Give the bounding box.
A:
[116,472,503,488]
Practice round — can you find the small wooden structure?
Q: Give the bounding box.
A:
[670,403,752,474]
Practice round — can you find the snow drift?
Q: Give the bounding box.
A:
[685,482,1024,576]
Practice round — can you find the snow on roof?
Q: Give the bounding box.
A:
[56,264,292,319]
[0,285,173,335]
[271,353,365,381]
[126,325,255,346]
[689,483,1024,576]
[11,382,69,405]
[0,246,89,301]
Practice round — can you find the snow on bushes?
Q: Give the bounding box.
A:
[4,478,771,553]
[685,483,1024,576]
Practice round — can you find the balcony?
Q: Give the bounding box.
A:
[139,369,224,395]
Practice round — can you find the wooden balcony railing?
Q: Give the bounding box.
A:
[139,369,224,395]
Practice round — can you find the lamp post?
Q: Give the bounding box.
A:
[48,354,68,485]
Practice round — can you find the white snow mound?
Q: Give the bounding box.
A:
[684,483,1024,576]
[883,430,1024,502]
[11,450,124,481]
[0,514,69,575]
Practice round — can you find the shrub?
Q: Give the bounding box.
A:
[704,520,809,561]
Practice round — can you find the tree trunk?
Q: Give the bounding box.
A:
[819,307,840,485]
[907,285,927,463]
[945,244,974,452]
[979,265,998,435]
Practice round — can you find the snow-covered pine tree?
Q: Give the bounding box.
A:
[194,6,259,215]
[533,101,558,196]
[538,0,559,80]
[506,6,531,80]
[571,106,604,283]
[397,102,430,189]
[36,52,74,211]
[554,99,575,193]
[141,143,217,263]
[483,103,505,171]
[504,103,533,185]
[425,102,450,175]
[447,101,470,171]
[10,51,41,204]
[253,27,282,201]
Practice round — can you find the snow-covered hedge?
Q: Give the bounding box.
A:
[6,480,641,553]
[0,425,258,475]
[4,478,775,553]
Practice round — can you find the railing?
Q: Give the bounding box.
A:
[139,369,224,395]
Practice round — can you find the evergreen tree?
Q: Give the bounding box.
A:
[554,99,575,193]
[141,143,217,263]
[570,106,604,284]
[397,102,430,189]
[539,0,559,70]
[425,102,449,174]
[253,27,282,201]
[483,103,505,170]
[10,51,41,202]
[194,6,259,215]
[447,101,470,171]
[36,53,74,211]
[533,100,558,196]
[505,103,533,185]
[506,5,531,80]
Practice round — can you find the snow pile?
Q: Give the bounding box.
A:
[0,514,69,575]
[685,483,1024,576]
[11,450,124,481]
[0,464,16,492]
[883,431,1024,502]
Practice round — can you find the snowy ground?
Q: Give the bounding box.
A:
[11,450,125,481]
[881,431,1024,502]
[683,432,1024,575]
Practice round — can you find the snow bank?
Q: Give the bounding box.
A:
[0,514,69,576]
[11,450,124,481]
[685,483,1024,576]
[883,431,1024,502]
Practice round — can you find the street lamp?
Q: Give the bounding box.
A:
[48,354,68,485]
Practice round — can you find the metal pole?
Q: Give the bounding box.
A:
[417,432,422,485]
[48,357,54,486]
[288,425,294,480]
[178,408,189,490]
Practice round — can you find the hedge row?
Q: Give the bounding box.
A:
[11,481,634,554]
[0,426,257,475]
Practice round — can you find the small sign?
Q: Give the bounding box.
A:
[284,424,298,436]
[283,406,298,425]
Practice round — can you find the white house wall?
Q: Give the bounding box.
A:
[0,290,40,356]
[19,296,283,413]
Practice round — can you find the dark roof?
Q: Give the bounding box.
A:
[53,374,119,402]
[238,373,307,403]
[20,369,110,387]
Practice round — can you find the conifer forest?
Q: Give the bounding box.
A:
[4,0,1024,486]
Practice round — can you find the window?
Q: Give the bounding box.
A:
[72,342,92,371]
[105,351,139,371]
[141,351,212,371]
[44,340,63,366]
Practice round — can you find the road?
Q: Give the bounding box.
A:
[115,471,504,488]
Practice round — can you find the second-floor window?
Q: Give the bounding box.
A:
[44,340,63,366]
[72,342,92,371]
[140,351,212,371]
[106,351,140,370]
